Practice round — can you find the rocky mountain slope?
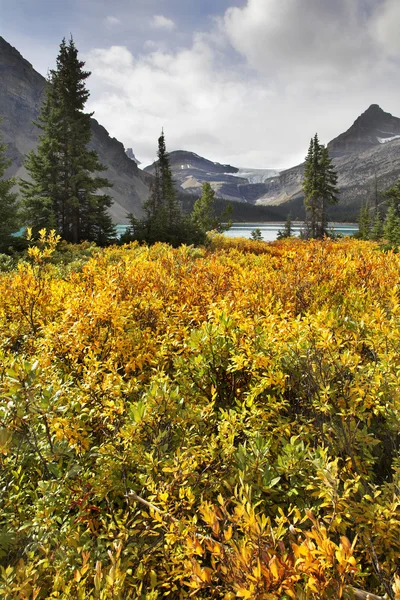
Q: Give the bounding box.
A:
[2,34,399,224]
[147,105,400,220]
[328,103,400,157]
[0,36,149,222]
[144,150,279,203]
[257,105,400,220]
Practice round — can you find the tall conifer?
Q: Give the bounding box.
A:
[192,182,231,236]
[383,181,400,245]
[303,134,338,238]
[133,131,186,245]
[0,121,19,252]
[21,37,115,244]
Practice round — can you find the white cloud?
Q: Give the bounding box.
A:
[224,0,375,78]
[104,16,120,26]
[151,15,176,31]
[372,0,400,55]
[85,1,400,170]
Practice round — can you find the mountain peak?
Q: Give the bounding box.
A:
[355,103,391,125]
[364,103,383,114]
[328,104,400,157]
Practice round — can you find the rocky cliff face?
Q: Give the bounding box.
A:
[328,104,400,157]
[0,37,150,222]
[125,148,141,165]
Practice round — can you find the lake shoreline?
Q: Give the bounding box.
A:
[224,222,358,241]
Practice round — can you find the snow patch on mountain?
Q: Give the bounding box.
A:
[227,168,281,184]
[377,135,400,144]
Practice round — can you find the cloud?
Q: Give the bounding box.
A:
[372,0,400,55]
[84,0,400,170]
[104,16,120,26]
[224,0,376,78]
[151,15,176,31]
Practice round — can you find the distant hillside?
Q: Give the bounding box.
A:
[177,191,290,222]
[145,150,279,204]
[0,36,150,222]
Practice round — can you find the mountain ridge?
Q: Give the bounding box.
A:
[328,103,400,157]
[0,36,150,222]
[144,150,280,203]
[2,35,400,223]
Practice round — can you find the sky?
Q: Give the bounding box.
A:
[2,0,400,169]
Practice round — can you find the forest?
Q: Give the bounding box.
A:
[0,232,399,599]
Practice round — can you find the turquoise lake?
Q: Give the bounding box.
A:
[224,223,358,241]
[115,222,359,241]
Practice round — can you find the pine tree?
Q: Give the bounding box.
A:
[133,130,183,245]
[358,202,371,240]
[382,181,400,246]
[192,182,232,237]
[128,132,232,247]
[0,138,20,252]
[319,146,339,234]
[250,228,263,241]
[303,134,339,238]
[21,37,115,244]
[371,210,383,241]
[277,213,293,239]
[157,130,181,232]
[383,202,400,245]
[0,121,20,252]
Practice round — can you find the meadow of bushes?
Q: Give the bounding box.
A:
[0,232,399,599]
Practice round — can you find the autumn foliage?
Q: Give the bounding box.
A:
[0,232,399,599]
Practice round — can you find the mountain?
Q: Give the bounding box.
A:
[126,148,141,165]
[254,104,400,220]
[328,104,400,157]
[0,36,150,222]
[145,105,400,221]
[144,150,279,203]
[2,34,398,224]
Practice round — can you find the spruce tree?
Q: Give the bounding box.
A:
[277,213,293,239]
[381,180,400,246]
[371,210,383,241]
[0,122,20,252]
[358,202,371,240]
[250,228,263,241]
[21,37,115,244]
[158,130,181,232]
[131,130,196,246]
[192,182,232,237]
[303,134,339,238]
[128,132,232,247]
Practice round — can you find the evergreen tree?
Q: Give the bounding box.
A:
[129,131,209,247]
[277,213,293,239]
[371,210,383,241]
[303,134,339,238]
[358,202,371,240]
[128,133,232,247]
[132,131,184,245]
[21,37,115,244]
[250,228,263,241]
[192,182,232,237]
[382,181,400,246]
[158,130,181,232]
[0,122,20,252]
